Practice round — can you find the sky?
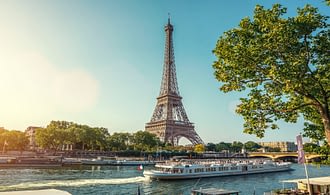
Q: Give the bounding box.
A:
[0,0,329,144]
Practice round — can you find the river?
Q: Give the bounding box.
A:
[0,163,329,194]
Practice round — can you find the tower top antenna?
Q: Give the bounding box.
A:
[168,13,171,24]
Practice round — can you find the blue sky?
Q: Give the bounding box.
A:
[0,0,328,144]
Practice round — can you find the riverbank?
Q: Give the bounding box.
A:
[0,155,157,168]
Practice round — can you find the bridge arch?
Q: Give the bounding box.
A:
[248,152,322,162]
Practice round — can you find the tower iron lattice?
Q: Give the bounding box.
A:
[145,18,204,146]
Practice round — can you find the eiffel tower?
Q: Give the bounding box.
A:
[145,18,204,146]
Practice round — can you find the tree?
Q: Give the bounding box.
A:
[132,131,160,151]
[93,127,110,151]
[108,132,131,151]
[213,4,330,144]
[0,130,29,153]
[194,144,205,153]
[35,121,110,152]
[35,125,68,153]
[231,141,243,153]
[303,142,320,153]
[205,143,216,151]
[244,141,261,152]
[215,142,232,152]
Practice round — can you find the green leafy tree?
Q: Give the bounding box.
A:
[262,146,281,152]
[93,127,110,151]
[132,131,160,151]
[303,142,320,153]
[35,122,69,153]
[108,132,131,151]
[34,120,110,152]
[215,142,232,152]
[205,143,216,151]
[0,130,29,152]
[244,141,261,152]
[213,4,330,144]
[67,124,83,149]
[231,141,244,153]
[79,125,95,150]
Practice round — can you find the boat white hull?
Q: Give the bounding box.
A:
[144,166,292,180]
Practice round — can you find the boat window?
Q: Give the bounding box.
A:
[194,168,204,173]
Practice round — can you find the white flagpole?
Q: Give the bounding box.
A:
[296,135,311,195]
[304,162,311,195]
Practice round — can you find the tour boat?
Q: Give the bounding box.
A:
[143,159,292,180]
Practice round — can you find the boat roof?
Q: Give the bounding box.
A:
[282,176,330,186]
[191,188,240,195]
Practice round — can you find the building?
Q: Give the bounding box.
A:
[258,141,297,152]
[25,126,40,150]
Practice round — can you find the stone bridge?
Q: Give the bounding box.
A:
[248,152,321,161]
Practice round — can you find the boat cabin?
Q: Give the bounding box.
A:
[191,188,240,195]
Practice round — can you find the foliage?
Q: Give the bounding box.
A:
[213,4,330,144]
[205,143,216,151]
[35,124,68,153]
[266,147,281,152]
[314,143,330,164]
[108,132,131,151]
[244,141,262,152]
[0,129,29,152]
[231,141,244,153]
[215,142,232,152]
[194,144,205,153]
[35,121,110,152]
[303,142,320,153]
[34,121,162,153]
[131,131,161,151]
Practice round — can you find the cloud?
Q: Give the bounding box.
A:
[0,51,99,129]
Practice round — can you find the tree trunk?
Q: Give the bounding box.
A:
[325,128,330,146]
[320,105,330,146]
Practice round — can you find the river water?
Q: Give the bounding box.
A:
[0,163,329,195]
